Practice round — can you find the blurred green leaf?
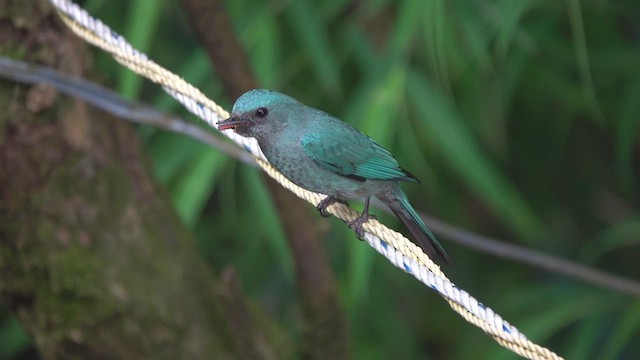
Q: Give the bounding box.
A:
[614,77,640,197]
[248,18,281,88]
[599,300,640,360]
[407,72,542,242]
[0,316,29,359]
[285,0,341,94]
[564,314,606,360]
[583,216,640,262]
[423,0,453,95]
[343,25,378,74]
[147,132,201,182]
[152,49,214,112]
[565,0,604,125]
[171,148,227,228]
[386,1,425,63]
[84,0,108,13]
[489,286,613,360]
[492,0,539,60]
[345,230,374,307]
[117,0,167,99]
[242,168,294,281]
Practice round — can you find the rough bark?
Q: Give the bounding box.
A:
[178,0,350,358]
[0,2,287,359]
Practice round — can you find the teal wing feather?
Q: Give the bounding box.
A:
[300,122,417,183]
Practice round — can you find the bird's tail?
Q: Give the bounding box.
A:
[381,186,451,264]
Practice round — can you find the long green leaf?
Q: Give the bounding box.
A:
[171,148,227,228]
[407,71,541,242]
[118,0,166,99]
[285,0,341,94]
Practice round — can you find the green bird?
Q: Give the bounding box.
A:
[218,89,450,264]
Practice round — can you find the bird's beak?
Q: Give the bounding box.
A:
[217,115,248,131]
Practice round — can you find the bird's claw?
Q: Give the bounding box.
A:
[316,196,347,217]
[348,213,378,241]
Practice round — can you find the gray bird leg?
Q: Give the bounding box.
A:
[316,195,347,217]
[348,197,378,240]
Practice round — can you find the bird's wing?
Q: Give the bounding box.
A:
[300,123,418,183]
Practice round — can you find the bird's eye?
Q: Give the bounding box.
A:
[256,107,268,118]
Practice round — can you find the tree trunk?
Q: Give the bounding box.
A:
[0,2,287,359]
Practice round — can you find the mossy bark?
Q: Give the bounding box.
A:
[0,2,287,359]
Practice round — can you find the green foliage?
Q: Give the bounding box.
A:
[3,0,640,358]
[0,316,29,359]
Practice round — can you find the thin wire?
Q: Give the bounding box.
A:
[3,56,638,298]
[0,57,255,166]
[45,0,563,358]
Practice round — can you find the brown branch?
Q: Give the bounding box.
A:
[178,0,350,358]
[178,0,258,99]
[218,267,290,360]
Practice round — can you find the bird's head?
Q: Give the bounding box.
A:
[217,89,299,139]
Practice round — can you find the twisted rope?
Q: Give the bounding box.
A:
[46,1,562,358]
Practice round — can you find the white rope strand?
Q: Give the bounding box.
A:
[46,1,562,358]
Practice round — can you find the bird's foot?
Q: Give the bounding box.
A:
[316,196,347,217]
[348,213,378,241]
